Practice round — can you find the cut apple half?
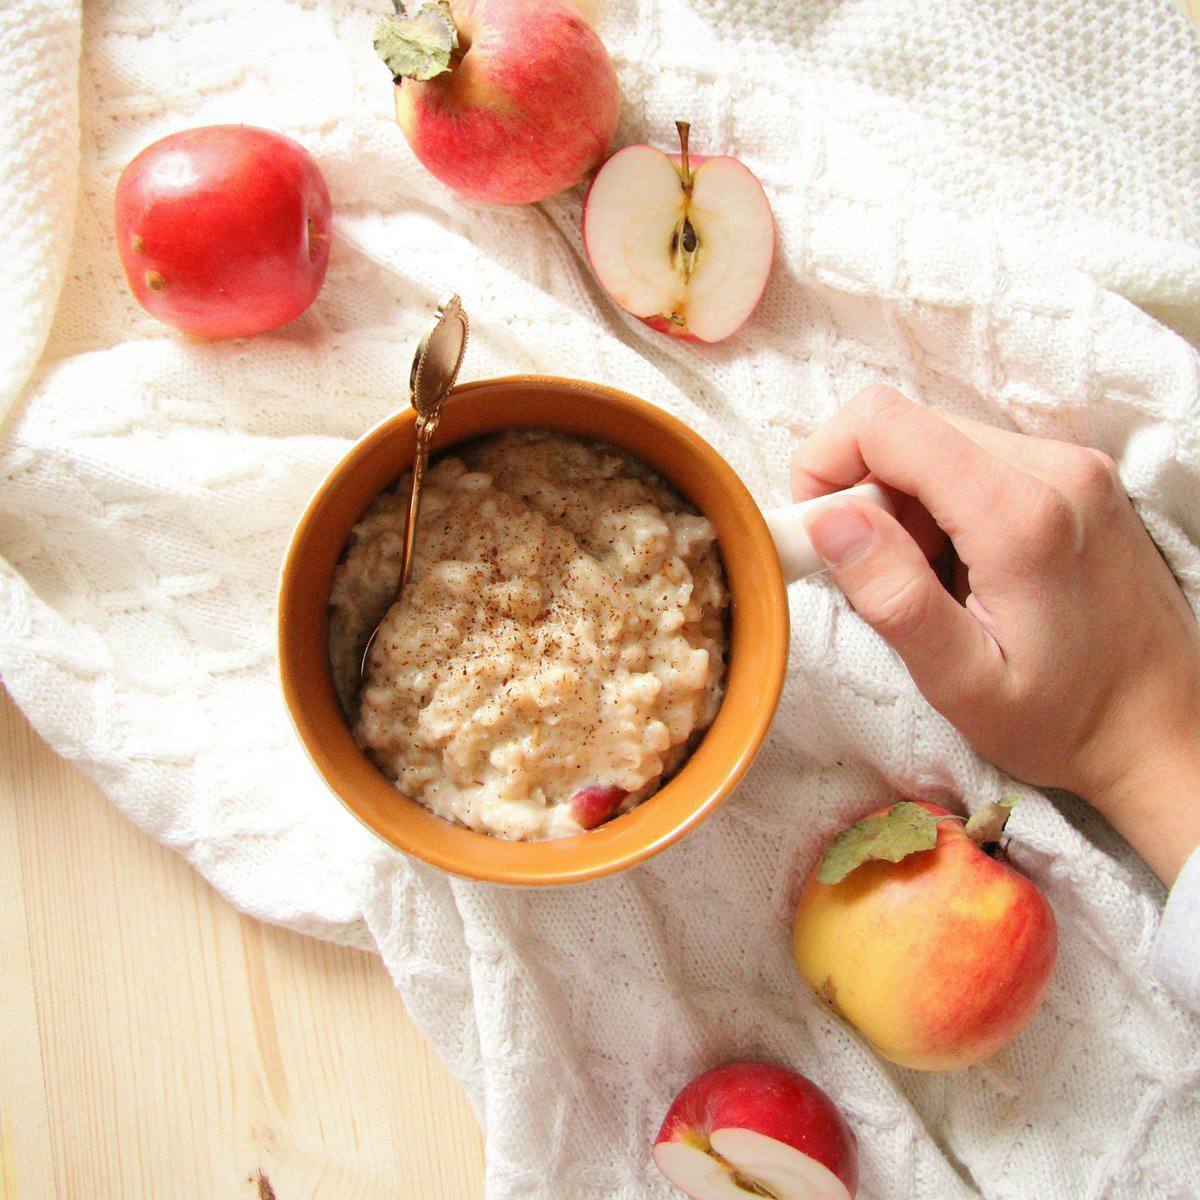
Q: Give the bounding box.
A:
[583,122,775,343]
[654,1130,853,1200]
[653,1062,857,1200]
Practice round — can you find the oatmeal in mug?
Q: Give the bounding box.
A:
[328,431,729,840]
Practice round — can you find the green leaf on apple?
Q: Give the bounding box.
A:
[374,1,459,83]
[963,794,1017,845]
[817,801,940,885]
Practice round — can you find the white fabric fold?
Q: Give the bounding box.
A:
[1153,847,1200,1015]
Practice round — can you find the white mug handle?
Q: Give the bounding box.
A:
[763,482,894,584]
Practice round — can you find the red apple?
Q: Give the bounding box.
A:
[568,784,627,829]
[583,122,774,342]
[374,0,620,205]
[793,800,1058,1071]
[115,126,331,339]
[654,1061,858,1200]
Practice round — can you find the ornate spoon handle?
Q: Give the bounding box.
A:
[357,297,468,693]
[397,408,440,593]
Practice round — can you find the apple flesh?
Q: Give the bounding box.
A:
[569,784,627,830]
[654,1061,857,1200]
[793,801,1058,1071]
[583,122,774,342]
[115,125,331,338]
[380,0,620,205]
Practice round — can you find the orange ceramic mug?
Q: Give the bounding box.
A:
[278,375,887,885]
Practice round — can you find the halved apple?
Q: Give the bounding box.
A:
[653,1061,858,1199]
[583,122,775,343]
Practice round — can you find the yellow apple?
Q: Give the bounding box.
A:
[793,800,1057,1071]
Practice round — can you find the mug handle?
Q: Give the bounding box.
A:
[762,482,894,584]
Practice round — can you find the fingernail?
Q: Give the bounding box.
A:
[807,504,875,566]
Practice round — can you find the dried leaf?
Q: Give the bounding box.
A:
[817,801,941,885]
[374,1,458,82]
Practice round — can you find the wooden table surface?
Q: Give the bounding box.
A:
[1,690,484,1200]
[3,5,1197,1196]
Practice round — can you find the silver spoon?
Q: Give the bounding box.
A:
[359,295,470,686]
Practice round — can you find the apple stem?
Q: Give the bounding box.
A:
[935,810,1012,856]
[670,121,701,284]
[935,813,985,841]
[676,120,693,192]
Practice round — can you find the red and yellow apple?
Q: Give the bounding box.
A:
[583,122,774,342]
[375,0,620,205]
[653,1061,858,1200]
[793,800,1057,1071]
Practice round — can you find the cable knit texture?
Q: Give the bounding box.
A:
[2,1,1199,1196]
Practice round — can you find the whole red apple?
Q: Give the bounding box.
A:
[115,125,331,338]
[654,1061,858,1200]
[374,0,619,205]
[793,800,1058,1071]
[583,122,774,342]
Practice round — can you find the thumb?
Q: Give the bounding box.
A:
[805,499,1002,712]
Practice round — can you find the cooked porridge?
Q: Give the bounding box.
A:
[328,431,728,840]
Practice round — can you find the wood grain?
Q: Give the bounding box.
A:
[0,689,484,1200]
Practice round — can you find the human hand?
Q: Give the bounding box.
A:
[793,386,1200,885]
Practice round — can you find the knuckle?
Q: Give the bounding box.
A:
[1063,448,1121,506]
[1013,482,1078,562]
[849,384,910,427]
[858,571,932,640]
[790,455,827,501]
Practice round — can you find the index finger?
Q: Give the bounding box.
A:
[791,386,1026,557]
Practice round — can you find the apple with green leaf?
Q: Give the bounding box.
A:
[374,0,620,205]
[793,798,1057,1071]
[583,121,775,342]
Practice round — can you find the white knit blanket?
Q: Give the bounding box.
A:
[3,1,1199,1195]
